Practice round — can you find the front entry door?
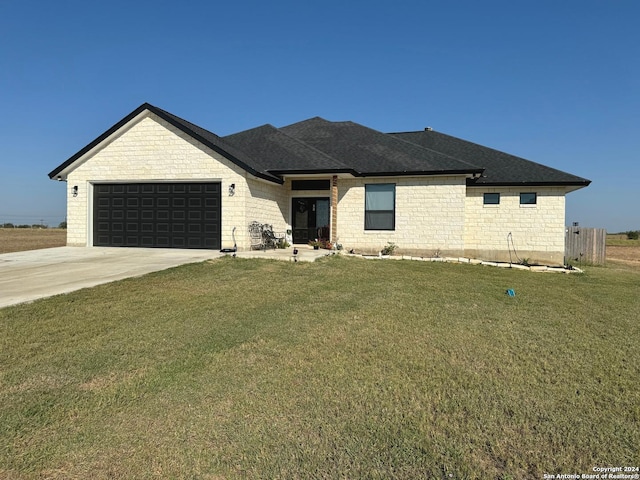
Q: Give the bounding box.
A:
[292,198,330,244]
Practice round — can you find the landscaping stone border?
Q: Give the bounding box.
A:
[348,252,582,273]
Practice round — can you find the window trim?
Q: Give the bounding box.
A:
[364,183,396,231]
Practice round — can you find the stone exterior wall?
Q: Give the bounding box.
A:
[245,178,289,242]
[336,176,467,256]
[464,187,567,265]
[65,112,249,249]
[61,113,569,262]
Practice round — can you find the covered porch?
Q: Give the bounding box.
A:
[287,176,340,246]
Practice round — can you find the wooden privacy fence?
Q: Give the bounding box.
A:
[565,226,606,265]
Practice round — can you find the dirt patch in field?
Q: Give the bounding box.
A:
[0,228,66,254]
[606,245,640,267]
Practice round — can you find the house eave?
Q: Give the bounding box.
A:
[271,168,481,178]
[466,180,592,188]
[248,172,285,184]
[360,169,482,178]
[268,168,358,177]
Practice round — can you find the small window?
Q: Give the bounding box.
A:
[483,193,500,205]
[520,192,537,205]
[365,184,395,230]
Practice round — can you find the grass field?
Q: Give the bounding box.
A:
[1,253,638,479]
[606,233,640,246]
[605,234,640,267]
[0,228,66,254]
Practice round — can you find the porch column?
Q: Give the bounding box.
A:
[331,175,338,243]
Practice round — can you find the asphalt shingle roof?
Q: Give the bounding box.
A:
[278,117,481,176]
[49,103,590,189]
[223,124,353,174]
[391,130,591,187]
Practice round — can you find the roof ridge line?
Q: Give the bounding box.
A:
[389,131,484,173]
[268,123,355,173]
[341,120,484,174]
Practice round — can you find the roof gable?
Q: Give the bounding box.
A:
[48,103,282,183]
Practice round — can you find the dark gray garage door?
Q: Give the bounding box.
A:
[93,183,221,249]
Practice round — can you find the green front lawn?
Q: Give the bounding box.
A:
[1,257,638,479]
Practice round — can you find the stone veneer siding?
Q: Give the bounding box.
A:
[336,176,467,256]
[464,187,567,265]
[62,113,569,262]
[245,178,289,241]
[65,112,252,249]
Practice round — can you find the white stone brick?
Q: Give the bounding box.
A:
[66,113,249,248]
[62,114,571,264]
[464,187,567,264]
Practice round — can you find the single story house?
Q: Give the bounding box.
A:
[48,103,590,265]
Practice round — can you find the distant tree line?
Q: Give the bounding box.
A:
[1,222,67,229]
[627,230,639,240]
[1,223,49,229]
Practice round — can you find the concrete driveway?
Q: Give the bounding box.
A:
[0,247,223,308]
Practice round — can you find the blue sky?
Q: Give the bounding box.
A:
[1,0,638,232]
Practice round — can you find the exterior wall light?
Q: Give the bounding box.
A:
[228,183,236,196]
[72,185,78,197]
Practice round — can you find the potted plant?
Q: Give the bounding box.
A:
[309,239,321,250]
[321,240,333,250]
